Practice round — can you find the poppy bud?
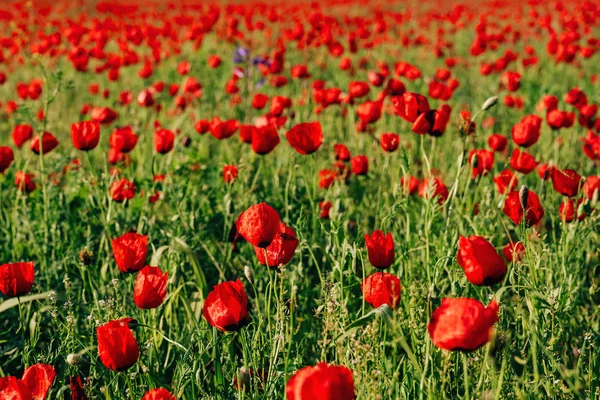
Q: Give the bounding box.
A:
[361,272,401,309]
[253,223,299,267]
[79,248,94,266]
[67,353,81,366]
[236,203,281,248]
[428,298,499,351]
[503,189,544,227]
[154,129,175,154]
[202,280,249,332]
[457,236,507,286]
[481,95,499,111]
[286,121,323,155]
[519,185,529,212]
[551,168,582,197]
[134,266,168,309]
[142,388,176,400]
[365,231,394,269]
[0,262,35,297]
[286,363,355,400]
[111,232,148,273]
[244,265,254,285]
[97,319,140,371]
[71,121,101,151]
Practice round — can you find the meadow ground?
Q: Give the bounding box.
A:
[0,0,599,399]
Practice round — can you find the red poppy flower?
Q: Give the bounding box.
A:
[400,175,419,195]
[418,177,449,204]
[253,222,299,267]
[209,118,239,140]
[509,149,537,174]
[15,172,36,193]
[0,261,34,297]
[208,55,222,68]
[348,81,370,99]
[457,236,506,286]
[30,132,59,155]
[428,298,499,351]
[551,168,582,197]
[494,169,518,194]
[291,64,310,79]
[469,149,495,178]
[380,133,399,152]
[236,203,281,248]
[318,169,336,189]
[350,155,368,175]
[111,232,148,273]
[252,124,280,155]
[110,127,138,153]
[90,107,118,125]
[252,93,269,109]
[392,92,429,123]
[203,280,249,332]
[361,272,401,309]
[69,376,86,400]
[21,363,56,400]
[334,144,351,161]
[511,115,542,148]
[582,131,600,161]
[97,318,140,371]
[582,176,599,200]
[502,242,525,262]
[142,388,176,400]
[71,121,100,151]
[286,363,354,400]
[0,146,14,174]
[356,100,382,124]
[110,178,136,203]
[365,231,394,269]
[286,122,323,155]
[134,266,168,309]
[488,134,507,152]
[411,110,437,135]
[559,199,586,222]
[0,377,31,400]
[223,165,238,183]
[502,190,544,226]
[319,201,332,219]
[12,124,34,147]
[154,129,175,154]
[537,95,558,112]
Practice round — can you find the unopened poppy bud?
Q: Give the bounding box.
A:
[182,135,192,148]
[244,265,254,285]
[79,247,94,266]
[481,96,498,111]
[127,319,139,330]
[519,185,529,212]
[592,189,599,207]
[67,353,81,366]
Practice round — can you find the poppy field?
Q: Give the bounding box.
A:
[1,0,600,398]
